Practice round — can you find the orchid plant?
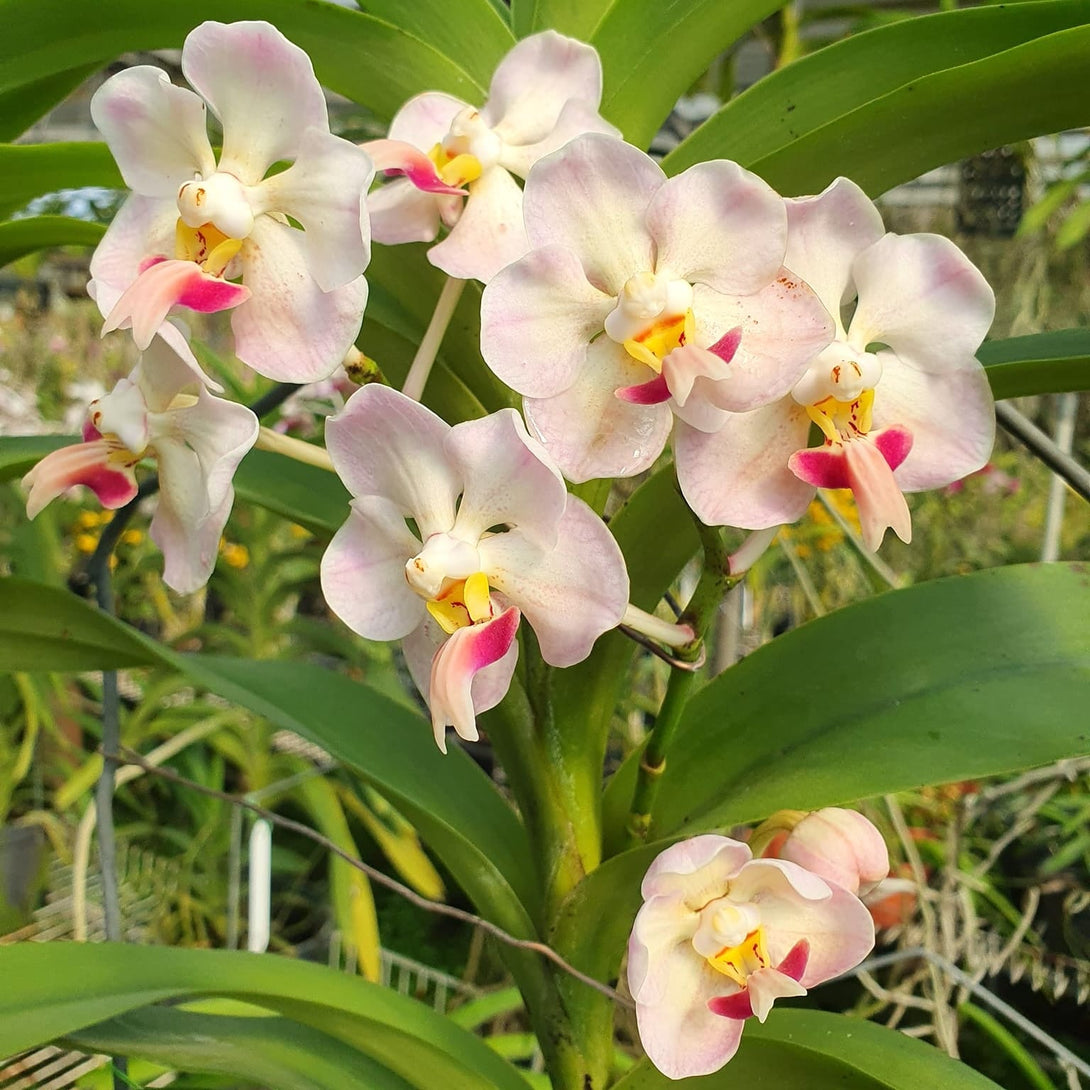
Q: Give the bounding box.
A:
[0,4,1087,1090]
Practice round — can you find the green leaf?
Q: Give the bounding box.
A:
[592,0,784,149]
[0,0,487,121]
[613,1010,1002,1089]
[232,448,350,536]
[0,65,100,142]
[663,0,1090,194]
[172,654,538,937]
[980,329,1090,399]
[0,142,121,220]
[0,577,163,672]
[0,215,103,266]
[512,0,602,38]
[356,0,514,77]
[67,1006,416,1090]
[0,943,532,1090]
[653,563,1090,836]
[0,435,68,481]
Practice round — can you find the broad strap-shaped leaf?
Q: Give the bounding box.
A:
[0,65,98,141]
[0,576,164,672]
[0,215,103,266]
[67,1006,415,1090]
[651,563,1090,835]
[0,142,121,220]
[0,435,68,482]
[612,1010,1003,1088]
[979,329,1090,399]
[591,0,785,149]
[0,0,487,121]
[663,0,1090,194]
[233,448,350,536]
[0,579,538,948]
[0,943,532,1090]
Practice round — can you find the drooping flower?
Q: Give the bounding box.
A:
[480,134,832,482]
[676,177,996,549]
[756,807,889,897]
[89,20,373,382]
[320,385,629,750]
[365,31,620,283]
[22,337,258,594]
[628,834,874,1079]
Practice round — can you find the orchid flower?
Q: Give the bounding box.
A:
[365,31,620,283]
[89,20,373,382]
[628,834,875,1079]
[480,135,832,482]
[22,337,258,594]
[320,385,629,750]
[677,177,996,549]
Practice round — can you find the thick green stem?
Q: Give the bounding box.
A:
[401,275,466,401]
[624,521,740,846]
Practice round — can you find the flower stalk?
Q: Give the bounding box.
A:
[254,426,336,472]
[401,276,466,401]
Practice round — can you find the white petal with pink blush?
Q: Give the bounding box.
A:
[628,834,874,1080]
[363,31,619,284]
[481,135,831,483]
[90,20,373,382]
[320,386,629,751]
[22,337,257,594]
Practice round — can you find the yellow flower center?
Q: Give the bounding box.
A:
[806,388,875,445]
[175,219,243,276]
[706,926,771,988]
[425,571,494,634]
[622,310,694,372]
[428,144,483,188]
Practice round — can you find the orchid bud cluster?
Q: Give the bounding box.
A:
[19,22,984,1075]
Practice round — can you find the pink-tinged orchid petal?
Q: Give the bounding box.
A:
[522,135,662,293]
[689,273,834,413]
[616,374,670,405]
[632,930,746,1079]
[717,966,807,1023]
[22,441,138,519]
[447,409,566,551]
[91,378,150,455]
[784,176,885,318]
[102,258,250,349]
[641,835,753,902]
[367,178,445,245]
[151,476,231,595]
[402,613,521,753]
[363,139,466,196]
[480,497,629,667]
[232,217,366,382]
[90,66,215,197]
[89,195,179,309]
[647,160,786,296]
[675,401,814,529]
[727,858,875,986]
[873,355,995,492]
[256,127,373,292]
[729,526,781,576]
[790,433,913,551]
[777,809,890,897]
[428,607,521,751]
[497,98,620,178]
[135,331,217,410]
[850,233,995,373]
[181,21,329,185]
[388,91,466,150]
[427,165,528,282]
[483,31,605,146]
[658,332,740,412]
[325,385,460,537]
[480,243,613,398]
[523,339,672,482]
[321,496,428,641]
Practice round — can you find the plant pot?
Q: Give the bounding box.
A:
[0,824,49,935]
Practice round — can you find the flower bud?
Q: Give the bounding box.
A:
[771,807,889,896]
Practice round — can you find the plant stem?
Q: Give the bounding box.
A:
[624,519,739,845]
[997,400,1090,504]
[401,276,466,401]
